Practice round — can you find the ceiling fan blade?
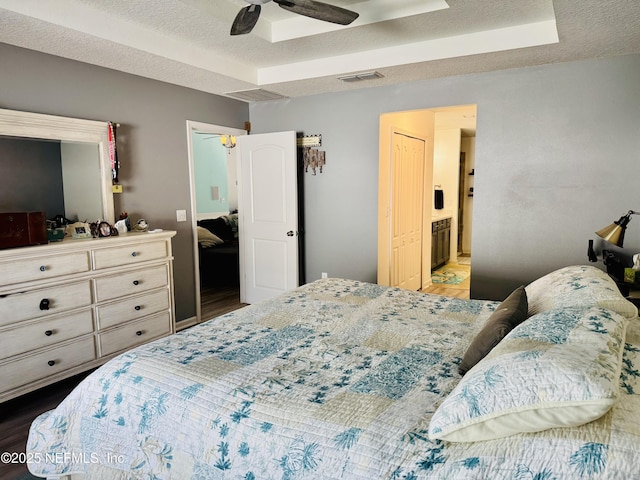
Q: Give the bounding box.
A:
[273,0,359,25]
[230,4,262,36]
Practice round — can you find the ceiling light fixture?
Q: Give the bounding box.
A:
[337,71,384,83]
[220,135,236,150]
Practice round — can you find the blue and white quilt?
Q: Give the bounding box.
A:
[27,278,640,479]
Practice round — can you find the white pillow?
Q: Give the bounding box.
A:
[197,226,224,247]
[428,305,628,442]
[525,265,637,320]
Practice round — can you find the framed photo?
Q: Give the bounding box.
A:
[89,221,119,238]
[67,222,92,239]
[97,221,115,237]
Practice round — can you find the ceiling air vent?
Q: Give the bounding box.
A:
[224,88,288,102]
[337,71,384,83]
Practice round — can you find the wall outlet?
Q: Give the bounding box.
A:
[176,209,187,222]
[321,272,328,279]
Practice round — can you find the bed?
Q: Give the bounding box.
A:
[27,265,640,479]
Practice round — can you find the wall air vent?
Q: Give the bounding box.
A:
[337,71,384,83]
[224,89,288,102]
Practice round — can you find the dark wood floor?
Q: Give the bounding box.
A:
[0,370,93,479]
[200,283,247,321]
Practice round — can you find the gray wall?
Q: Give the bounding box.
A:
[2,40,639,307]
[0,136,65,218]
[0,43,249,321]
[250,54,640,300]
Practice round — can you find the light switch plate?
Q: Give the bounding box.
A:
[176,209,187,222]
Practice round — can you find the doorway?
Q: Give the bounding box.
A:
[377,105,476,298]
[186,120,246,324]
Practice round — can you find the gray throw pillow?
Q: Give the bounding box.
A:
[458,286,528,375]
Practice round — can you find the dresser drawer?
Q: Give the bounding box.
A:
[0,309,94,360]
[96,288,170,330]
[0,335,95,393]
[0,281,92,327]
[98,311,172,357]
[93,240,168,270]
[0,251,90,286]
[94,264,168,302]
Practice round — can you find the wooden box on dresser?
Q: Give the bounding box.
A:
[0,230,177,403]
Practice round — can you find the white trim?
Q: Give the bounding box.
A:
[258,20,558,85]
[186,120,246,324]
[0,108,114,224]
[176,315,198,331]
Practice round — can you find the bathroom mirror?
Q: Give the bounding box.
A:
[0,108,115,224]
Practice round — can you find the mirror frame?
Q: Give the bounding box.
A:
[0,108,115,224]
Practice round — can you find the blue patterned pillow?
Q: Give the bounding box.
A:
[525,265,637,320]
[428,306,628,442]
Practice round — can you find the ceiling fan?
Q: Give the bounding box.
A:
[231,0,359,36]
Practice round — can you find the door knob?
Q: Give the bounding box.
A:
[287,231,295,237]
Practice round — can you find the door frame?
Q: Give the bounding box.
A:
[378,105,476,293]
[185,120,246,326]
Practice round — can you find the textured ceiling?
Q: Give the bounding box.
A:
[0,0,639,102]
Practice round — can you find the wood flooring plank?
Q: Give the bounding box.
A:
[200,284,247,321]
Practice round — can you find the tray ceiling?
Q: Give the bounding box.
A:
[0,0,639,101]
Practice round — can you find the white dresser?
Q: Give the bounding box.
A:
[0,230,176,402]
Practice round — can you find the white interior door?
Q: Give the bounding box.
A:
[390,132,425,290]
[237,131,298,304]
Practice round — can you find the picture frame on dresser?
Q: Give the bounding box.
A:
[68,222,92,239]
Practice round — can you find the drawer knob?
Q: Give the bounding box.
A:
[39,298,50,311]
[131,251,138,257]
[47,360,55,366]
[135,305,141,311]
[39,265,47,272]
[136,330,143,336]
[45,330,53,336]
[133,280,140,286]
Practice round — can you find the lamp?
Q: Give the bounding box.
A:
[595,210,640,247]
[220,135,236,150]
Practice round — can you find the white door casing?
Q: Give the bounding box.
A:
[186,120,245,327]
[237,131,298,304]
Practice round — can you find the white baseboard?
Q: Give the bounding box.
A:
[176,316,198,331]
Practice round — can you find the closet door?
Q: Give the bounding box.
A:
[390,133,425,291]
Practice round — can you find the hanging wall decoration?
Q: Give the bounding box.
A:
[297,134,326,175]
[303,147,326,175]
[108,121,122,192]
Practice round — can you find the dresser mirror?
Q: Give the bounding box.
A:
[0,108,115,225]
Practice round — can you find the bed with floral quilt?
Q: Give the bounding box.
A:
[27,265,640,479]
